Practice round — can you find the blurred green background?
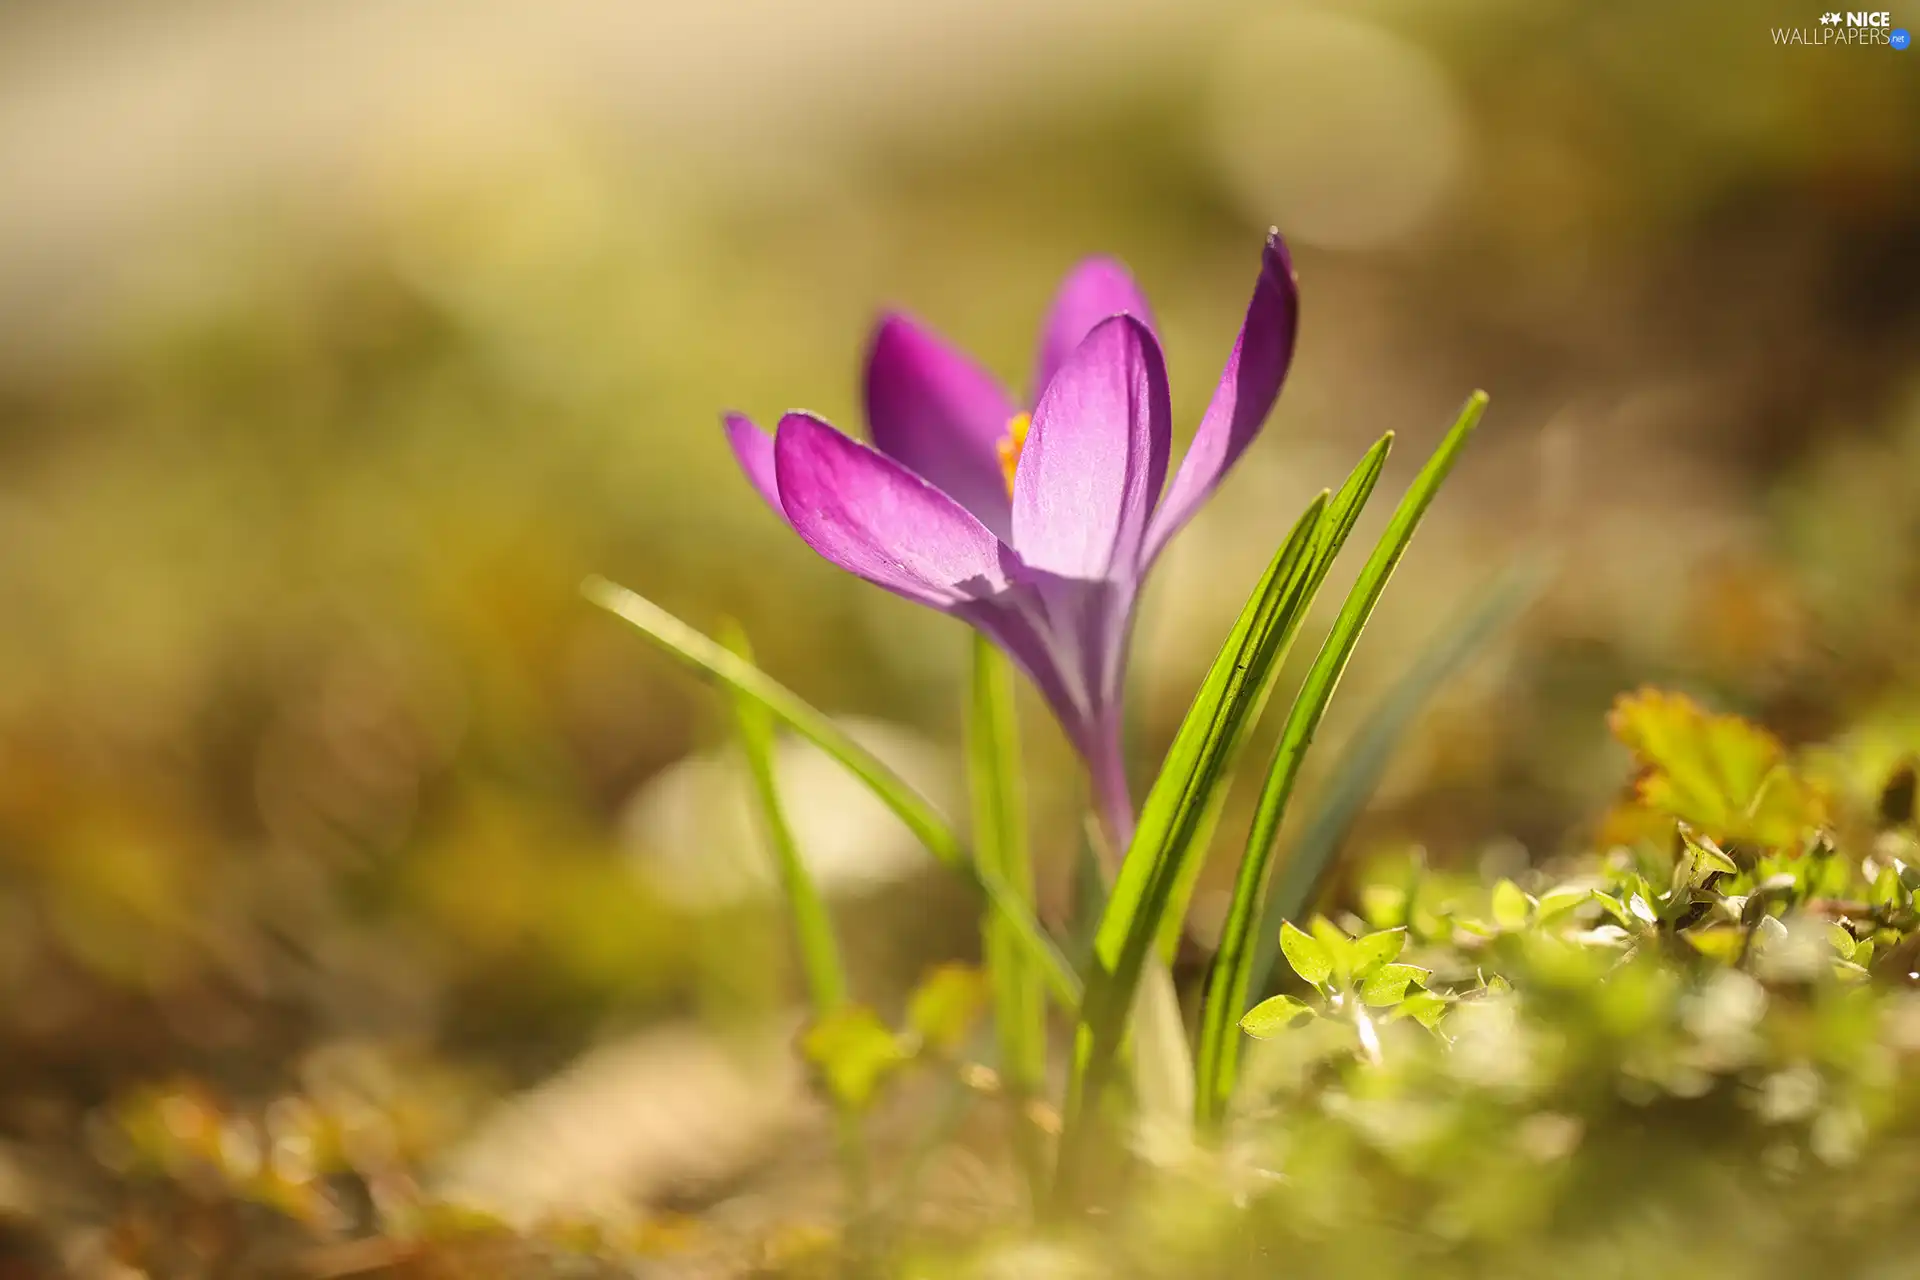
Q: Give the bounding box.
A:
[0,0,1917,1249]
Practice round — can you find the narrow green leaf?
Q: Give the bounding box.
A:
[1240,994,1313,1039]
[723,622,866,1205]
[1243,554,1545,995]
[1153,438,1393,960]
[1064,817,1112,973]
[1127,439,1391,1153]
[1195,392,1487,1128]
[1360,963,1429,1007]
[585,577,1080,1008]
[1053,487,1341,1210]
[723,622,852,1017]
[964,636,1045,1203]
[1279,920,1333,986]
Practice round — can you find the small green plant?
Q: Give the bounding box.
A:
[1241,917,1444,1057]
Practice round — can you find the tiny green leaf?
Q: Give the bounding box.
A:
[1492,879,1532,931]
[1872,864,1901,908]
[1535,886,1592,922]
[1826,923,1857,962]
[1280,921,1334,987]
[1360,963,1430,1007]
[1688,838,1740,879]
[1349,928,1408,980]
[1592,893,1633,927]
[906,963,991,1056]
[1240,994,1314,1039]
[1393,989,1450,1030]
[802,1007,907,1109]
[1312,916,1356,985]
[1753,914,1790,951]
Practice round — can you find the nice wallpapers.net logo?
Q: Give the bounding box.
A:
[1774,10,1911,45]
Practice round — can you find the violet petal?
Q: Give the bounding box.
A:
[1034,256,1159,399]
[865,313,1020,539]
[1142,230,1299,566]
[1010,315,1171,580]
[722,412,785,515]
[774,411,1013,609]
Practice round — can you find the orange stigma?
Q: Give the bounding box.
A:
[997,413,1031,495]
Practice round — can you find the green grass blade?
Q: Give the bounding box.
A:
[720,621,866,1207]
[1151,435,1395,961]
[1131,437,1395,1151]
[1244,552,1547,1002]
[584,577,1081,1008]
[1052,444,1390,1209]
[965,634,1047,1204]
[1064,818,1111,974]
[1194,391,1487,1128]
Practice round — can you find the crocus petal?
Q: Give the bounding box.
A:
[1011,315,1170,580]
[722,412,785,514]
[774,411,1013,610]
[1142,230,1300,565]
[1034,256,1159,398]
[955,572,1129,755]
[865,313,1020,538]
[955,593,1091,747]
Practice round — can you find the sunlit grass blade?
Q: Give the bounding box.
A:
[1194,391,1488,1129]
[720,621,866,1208]
[965,634,1047,1204]
[1052,441,1390,1209]
[1149,435,1394,964]
[1244,551,1547,1003]
[1131,439,1393,1151]
[1064,818,1111,974]
[584,577,1080,1008]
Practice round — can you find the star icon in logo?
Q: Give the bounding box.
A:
[1820,11,1842,22]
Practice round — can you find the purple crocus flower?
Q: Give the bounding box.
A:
[723,232,1298,851]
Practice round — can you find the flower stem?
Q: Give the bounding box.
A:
[1085,719,1137,858]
